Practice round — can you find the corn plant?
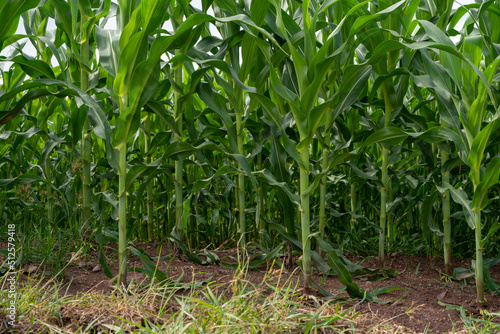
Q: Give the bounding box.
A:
[416,19,500,304]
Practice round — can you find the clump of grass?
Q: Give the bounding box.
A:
[139,261,358,333]
[1,259,360,333]
[0,269,176,333]
[459,310,500,333]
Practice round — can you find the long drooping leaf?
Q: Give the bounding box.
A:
[2,55,55,79]
[439,183,475,230]
[472,157,500,210]
[315,235,399,301]
[361,126,412,147]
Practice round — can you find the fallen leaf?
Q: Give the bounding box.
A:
[456,272,474,280]
[437,291,447,300]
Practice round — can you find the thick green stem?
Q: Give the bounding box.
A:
[236,112,246,248]
[379,146,388,267]
[47,181,53,223]
[118,142,128,286]
[318,153,327,257]
[82,119,91,228]
[257,184,264,239]
[257,153,264,244]
[145,115,154,241]
[174,52,184,241]
[319,112,332,257]
[174,162,183,233]
[441,136,451,273]
[300,149,311,293]
[443,188,451,271]
[474,208,484,303]
[379,85,393,267]
[80,19,91,232]
[473,171,485,304]
[387,178,393,242]
[350,181,357,228]
[42,121,53,223]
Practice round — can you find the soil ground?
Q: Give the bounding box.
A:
[3,242,500,333]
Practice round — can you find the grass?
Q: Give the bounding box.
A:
[461,312,500,333]
[0,259,360,333]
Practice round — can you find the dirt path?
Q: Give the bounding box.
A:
[6,243,500,333]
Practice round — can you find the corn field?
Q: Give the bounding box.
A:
[1,0,500,314]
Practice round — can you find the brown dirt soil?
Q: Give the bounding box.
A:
[3,243,500,333]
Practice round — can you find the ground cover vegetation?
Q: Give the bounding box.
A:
[2,0,500,332]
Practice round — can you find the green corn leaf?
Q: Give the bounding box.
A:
[419,126,465,153]
[196,83,238,152]
[124,158,162,195]
[118,3,142,51]
[250,92,304,167]
[287,42,309,101]
[466,58,500,139]
[95,26,120,77]
[129,245,170,283]
[361,126,412,148]
[0,0,41,48]
[163,141,224,160]
[300,56,336,118]
[269,134,296,237]
[253,169,300,204]
[348,161,378,181]
[418,19,461,84]
[50,0,73,39]
[330,66,372,128]
[298,65,371,152]
[328,0,370,36]
[192,165,239,193]
[482,223,500,247]
[114,0,169,96]
[302,153,351,197]
[145,131,171,156]
[71,105,87,147]
[468,118,500,177]
[347,0,405,40]
[269,222,331,273]
[114,31,148,97]
[80,0,112,44]
[181,195,192,232]
[144,102,179,136]
[314,235,367,300]
[471,157,500,210]
[214,0,238,14]
[169,230,205,265]
[0,79,111,145]
[41,139,62,179]
[439,183,475,229]
[0,126,42,140]
[228,153,258,188]
[5,55,55,79]
[0,173,44,186]
[113,105,141,148]
[95,227,114,279]
[128,59,161,116]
